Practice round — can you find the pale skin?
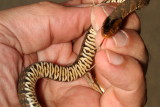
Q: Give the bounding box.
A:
[0,0,148,107]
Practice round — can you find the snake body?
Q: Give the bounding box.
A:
[18,0,149,106]
[18,27,97,107]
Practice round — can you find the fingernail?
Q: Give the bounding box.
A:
[112,31,128,47]
[100,5,115,16]
[106,50,124,65]
[91,5,114,31]
[91,7,101,31]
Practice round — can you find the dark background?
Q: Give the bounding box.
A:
[0,0,159,106]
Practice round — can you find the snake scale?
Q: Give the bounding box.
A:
[18,0,150,106]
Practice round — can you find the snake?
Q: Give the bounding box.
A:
[17,0,150,106]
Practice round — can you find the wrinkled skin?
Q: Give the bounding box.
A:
[0,0,148,107]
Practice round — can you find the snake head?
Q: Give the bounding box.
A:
[102,17,123,37]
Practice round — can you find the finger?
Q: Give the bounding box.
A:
[96,50,145,90]
[34,1,92,43]
[0,2,92,54]
[122,12,141,33]
[96,30,148,64]
[95,50,146,106]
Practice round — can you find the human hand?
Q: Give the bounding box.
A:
[92,3,148,107]
[0,0,148,107]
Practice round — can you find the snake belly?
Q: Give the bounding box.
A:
[17,0,149,106]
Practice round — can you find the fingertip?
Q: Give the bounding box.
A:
[95,50,125,91]
[95,49,144,91]
[91,4,115,31]
[123,12,141,31]
[91,6,106,31]
[95,50,124,71]
[95,49,125,84]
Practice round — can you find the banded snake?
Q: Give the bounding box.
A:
[18,0,150,106]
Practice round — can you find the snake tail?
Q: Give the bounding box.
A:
[18,27,97,107]
[102,0,150,37]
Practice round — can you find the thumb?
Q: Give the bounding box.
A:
[95,49,145,106]
[95,50,144,91]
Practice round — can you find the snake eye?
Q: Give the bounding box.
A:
[102,17,123,37]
